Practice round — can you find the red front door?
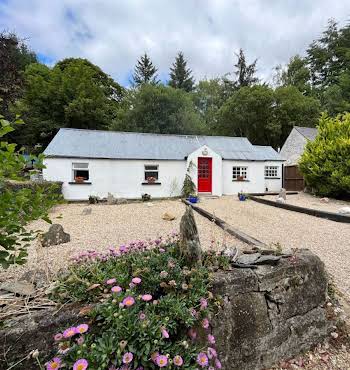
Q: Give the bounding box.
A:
[198,157,212,193]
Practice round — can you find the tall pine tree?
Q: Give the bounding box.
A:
[169,52,195,92]
[233,48,259,88]
[132,53,159,86]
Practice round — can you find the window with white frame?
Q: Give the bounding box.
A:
[144,164,159,181]
[232,166,248,180]
[264,166,278,178]
[72,162,89,181]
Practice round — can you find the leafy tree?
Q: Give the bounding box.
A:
[112,84,204,135]
[0,112,61,268]
[299,113,350,198]
[276,55,312,94]
[216,85,320,148]
[216,85,276,145]
[169,52,195,92]
[323,72,350,115]
[0,32,37,118]
[193,79,227,133]
[132,53,159,86]
[16,58,123,149]
[274,86,320,145]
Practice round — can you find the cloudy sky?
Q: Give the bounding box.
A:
[1,0,349,86]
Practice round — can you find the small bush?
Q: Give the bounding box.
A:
[299,113,350,198]
[50,236,223,370]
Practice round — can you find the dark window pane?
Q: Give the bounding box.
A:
[145,171,158,180]
[75,170,89,180]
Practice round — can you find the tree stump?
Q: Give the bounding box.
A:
[179,206,202,266]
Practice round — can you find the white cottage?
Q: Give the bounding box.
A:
[43,128,284,200]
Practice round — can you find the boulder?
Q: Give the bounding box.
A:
[42,224,70,247]
[20,269,48,288]
[279,188,287,200]
[276,197,286,204]
[0,281,35,296]
[107,193,117,205]
[82,207,92,215]
[236,252,261,265]
[320,197,329,203]
[162,212,176,221]
[338,206,350,215]
[179,206,202,266]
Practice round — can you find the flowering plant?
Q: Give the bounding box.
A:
[50,235,222,369]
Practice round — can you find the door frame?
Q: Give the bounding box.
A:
[197,157,212,193]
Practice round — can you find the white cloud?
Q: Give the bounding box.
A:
[1,0,349,85]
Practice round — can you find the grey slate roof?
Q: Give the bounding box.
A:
[44,128,283,161]
[294,126,318,141]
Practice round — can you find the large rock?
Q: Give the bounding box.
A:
[42,224,70,247]
[0,250,331,370]
[338,206,350,215]
[279,188,287,200]
[179,206,202,265]
[162,212,176,221]
[211,249,330,370]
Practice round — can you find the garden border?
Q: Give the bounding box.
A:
[249,195,350,224]
[182,199,266,247]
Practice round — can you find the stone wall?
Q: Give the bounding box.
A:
[0,250,330,369]
[212,249,330,370]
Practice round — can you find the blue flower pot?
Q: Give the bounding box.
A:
[239,194,246,201]
[188,196,198,204]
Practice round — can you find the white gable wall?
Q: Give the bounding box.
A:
[43,157,186,200]
[187,145,223,196]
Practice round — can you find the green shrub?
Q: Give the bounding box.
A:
[0,113,62,268]
[299,113,350,198]
[50,236,223,370]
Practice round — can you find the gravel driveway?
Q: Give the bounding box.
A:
[264,192,349,214]
[199,196,350,302]
[0,200,246,282]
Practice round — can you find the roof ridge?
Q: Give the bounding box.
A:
[58,128,250,141]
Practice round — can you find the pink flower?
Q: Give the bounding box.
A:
[139,312,146,320]
[207,347,217,359]
[200,298,208,310]
[190,308,198,318]
[156,355,168,367]
[202,318,210,329]
[173,355,183,366]
[73,359,88,370]
[63,327,77,338]
[188,328,197,340]
[159,248,165,253]
[76,324,89,334]
[111,286,122,293]
[54,333,63,341]
[58,342,70,354]
[106,278,116,285]
[208,334,216,344]
[141,294,152,302]
[122,296,135,307]
[151,352,159,363]
[197,353,209,367]
[46,357,61,370]
[161,328,169,338]
[132,277,142,284]
[123,352,134,364]
[77,336,84,345]
[215,359,222,369]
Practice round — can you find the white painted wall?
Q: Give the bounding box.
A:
[43,157,186,200]
[187,145,223,196]
[43,153,283,200]
[264,161,283,192]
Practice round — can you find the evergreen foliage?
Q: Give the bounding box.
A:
[132,53,159,86]
[169,52,195,92]
[299,113,350,198]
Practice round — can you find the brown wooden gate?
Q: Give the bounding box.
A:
[284,165,304,191]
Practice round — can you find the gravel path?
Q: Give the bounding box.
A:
[264,192,349,214]
[0,200,247,282]
[199,196,350,302]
